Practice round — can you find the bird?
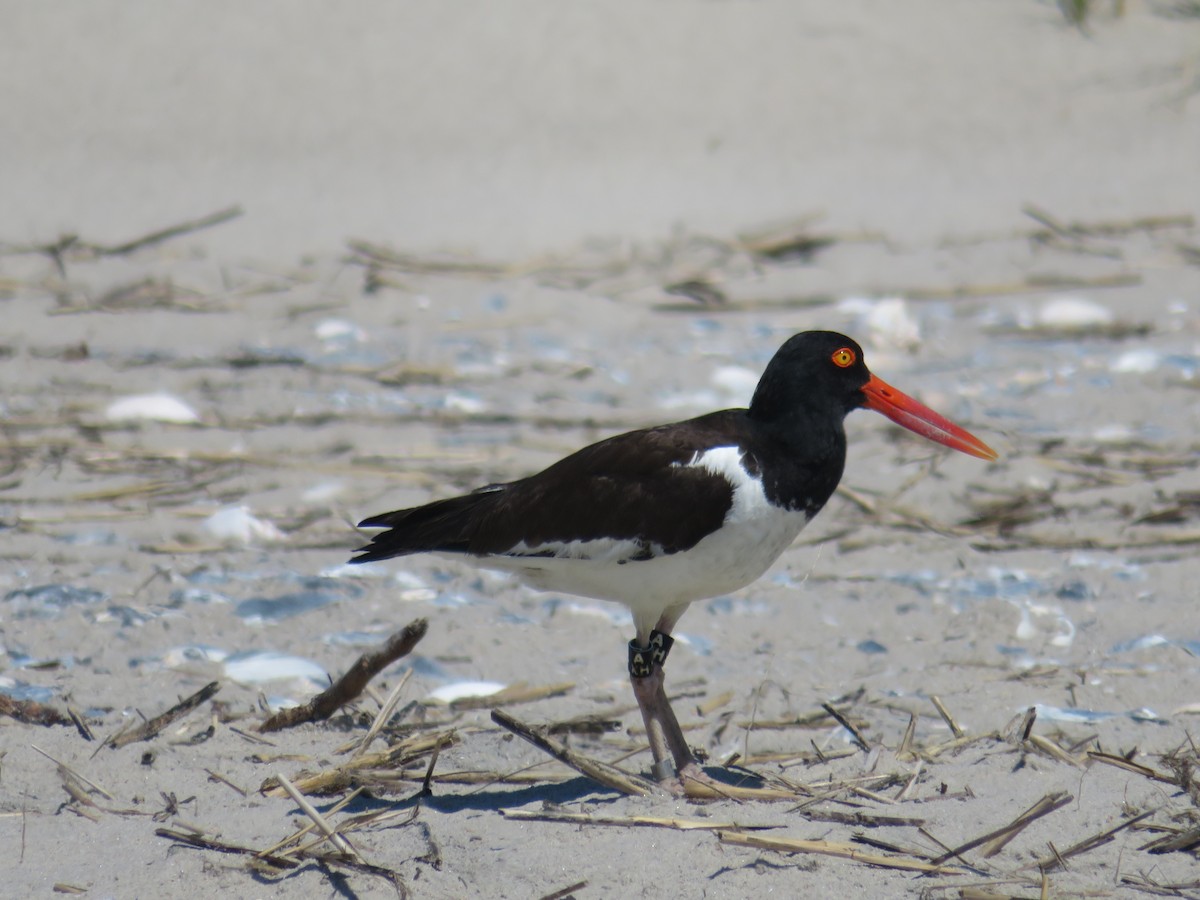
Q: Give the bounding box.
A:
[350,331,996,790]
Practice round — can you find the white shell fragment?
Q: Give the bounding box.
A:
[314,318,367,343]
[105,392,200,424]
[160,644,230,668]
[1110,349,1160,374]
[1013,600,1075,648]
[302,481,346,504]
[1035,297,1114,330]
[427,681,506,703]
[203,506,287,544]
[710,366,759,406]
[223,650,328,686]
[865,297,922,351]
[836,297,922,351]
[443,392,487,414]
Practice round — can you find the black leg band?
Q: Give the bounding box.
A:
[628,629,675,678]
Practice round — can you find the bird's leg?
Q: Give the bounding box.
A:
[654,679,704,782]
[628,629,697,784]
[628,657,675,783]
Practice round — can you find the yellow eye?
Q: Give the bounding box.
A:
[831,347,856,368]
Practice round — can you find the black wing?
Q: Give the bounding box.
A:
[350,410,753,564]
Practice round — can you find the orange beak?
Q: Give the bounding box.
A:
[862,374,997,461]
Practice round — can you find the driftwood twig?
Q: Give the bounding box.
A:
[107,682,221,749]
[260,618,428,732]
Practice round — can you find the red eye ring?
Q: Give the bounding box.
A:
[831,347,856,368]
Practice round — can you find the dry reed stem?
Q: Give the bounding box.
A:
[718,830,965,875]
[1029,809,1159,872]
[491,709,656,797]
[274,773,362,862]
[259,729,461,797]
[500,809,779,831]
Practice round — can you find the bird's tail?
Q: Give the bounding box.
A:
[350,486,503,563]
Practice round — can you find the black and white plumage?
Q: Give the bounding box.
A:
[351,331,995,789]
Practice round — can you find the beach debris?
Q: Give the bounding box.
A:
[1023,204,1193,243]
[203,506,286,545]
[1111,347,1162,374]
[929,695,965,739]
[736,215,836,261]
[822,701,872,752]
[0,692,72,726]
[274,772,363,862]
[441,391,487,414]
[154,806,412,892]
[491,708,657,797]
[500,808,780,831]
[233,580,359,623]
[105,392,201,424]
[259,728,458,797]
[301,480,345,504]
[426,681,506,705]
[838,297,922,352]
[1032,703,1164,725]
[717,831,965,875]
[1035,296,1114,330]
[223,651,327,688]
[31,744,116,805]
[1111,633,1200,656]
[168,587,232,606]
[709,365,759,406]
[439,681,574,711]
[345,669,414,755]
[1087,751,1178,784]
[323,628,392,648]
[156,791,413,891]
[988,293,1151,340]
[930,791,1074,865]
[314,317,367,344]
[105,681,220,749]
[664,278,728,308]
[258,619,426,732]
[537,881,589,900]
[13,205,242,279]
[1031,809,1160,874]
[151,643,230,670]
[1012,599,1076,648]
[4,584,108,619]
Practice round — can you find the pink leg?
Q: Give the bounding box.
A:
[630,662,717,791]
[629,614,701,786]
[629,666,682,783]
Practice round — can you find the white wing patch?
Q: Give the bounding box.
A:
[504,537,663,563]
[677,446,776,524]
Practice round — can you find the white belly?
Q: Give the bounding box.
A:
[459,446,810,633]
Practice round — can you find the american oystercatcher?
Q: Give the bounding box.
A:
[351,331,995,788]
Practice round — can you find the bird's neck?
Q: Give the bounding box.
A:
[745,406,849,514]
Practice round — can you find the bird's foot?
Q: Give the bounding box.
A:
[675,761,745,799]
[648,760,733,798]
[650,758,678,784]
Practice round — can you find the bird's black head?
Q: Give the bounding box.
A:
[749,330,997,460]
[749,331,870,423]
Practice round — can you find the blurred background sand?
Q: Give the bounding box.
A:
[3,1,1197,261]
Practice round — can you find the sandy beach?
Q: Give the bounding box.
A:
[3,3,1200,897]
